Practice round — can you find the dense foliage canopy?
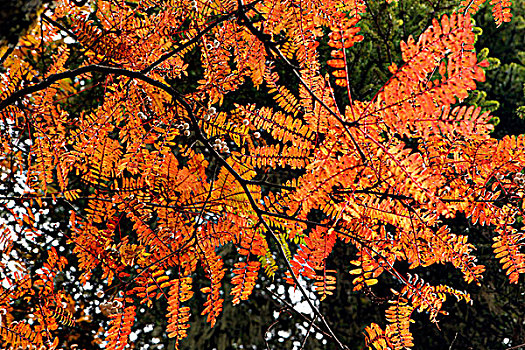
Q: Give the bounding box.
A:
[0,0,524,349]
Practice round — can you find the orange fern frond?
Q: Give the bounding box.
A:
[314,270,337,301]
[397,273,471,321]
[49,305,75,327]
[489,0,513,26]
[198,245,225,328]
[0,321,42,349]
[373,13,486,138]
[493,223,525,284]
[201,110,250,148]
[237,144,310,169]
[167,277,194,347]
[69,16,127,61]
[237,228,269,257]
[327,17,364,87]
[458,0,487,15]
[239,105,314,149]
[106,304,136,350]
[265,70,304,117]
[349,249,389,291]
[364,323,392,350]
[230,261,260,305]
[385,297,415,349]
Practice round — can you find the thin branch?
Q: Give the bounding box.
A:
[299,315,318,350]
[264,307,286,350]
[449,332,458,350]
[265,287,333,340]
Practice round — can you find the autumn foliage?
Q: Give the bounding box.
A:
[0,0,521,349]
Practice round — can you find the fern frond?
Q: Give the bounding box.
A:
[489,0,513,26]
[106,304,136,350]
[364,323,392,350]
[198,245,225,328]
[29,130,55,192]
[230,261,260,305]
[70,16,126,61]
[0,322,41,349]
[418,225,485,284]
[240,105,314,149]
[493,223,525,284]
[458,0,487,15]
[237,144,310,169]
[417,105,493,138]
[166,277,194,347]
[349,248,388,291]
[280,40,297,60]
[398,273,471,322]
[238,228,269,257]
[201,110,250,147]
[259,251,278,278]
[373,13,487,138]
[0,222,14,252]
[385,297,415,348]
[327,17,364,87]
[314,270,337,301]
[264,70,303,117]
[50,305,75,327]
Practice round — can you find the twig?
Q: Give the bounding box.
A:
[265,287,333,340]
[449,332,458,350]
[299,315,318,350]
